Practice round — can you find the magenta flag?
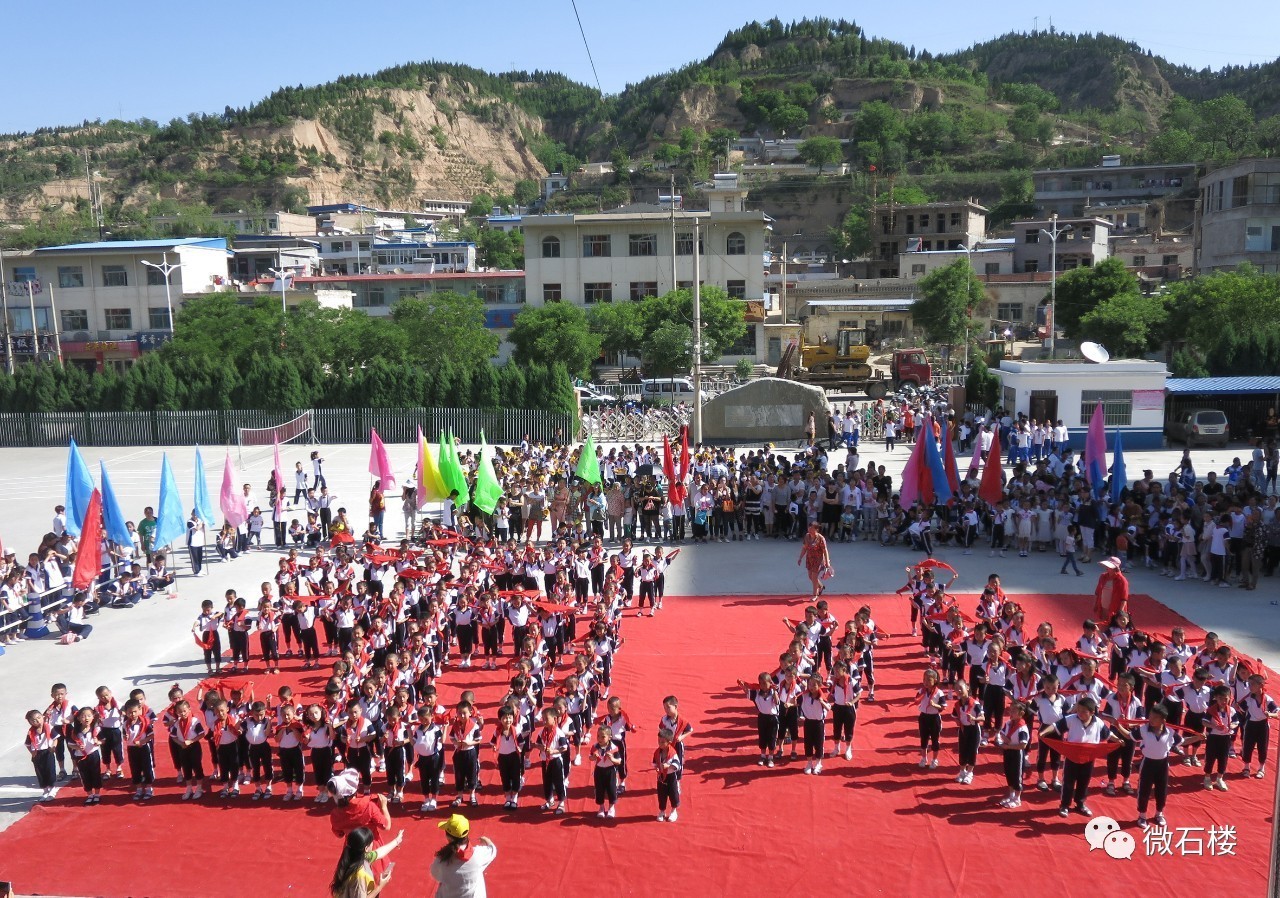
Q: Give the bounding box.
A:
[369,427,397,490]
[272,435,284,499]
[1084,402,1107,496]
[220,451,248,528]
[940,419,961,495]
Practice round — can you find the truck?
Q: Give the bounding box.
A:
[776,330,931,399]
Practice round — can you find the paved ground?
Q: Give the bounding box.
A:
[0,438,1276,838]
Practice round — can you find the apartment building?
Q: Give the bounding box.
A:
[854,200,987,279]
[1033,158,1196,219]
[1196,158,1280,273]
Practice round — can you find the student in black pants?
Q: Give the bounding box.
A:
[1044,696,1120,818]
[1133,705,1190,828]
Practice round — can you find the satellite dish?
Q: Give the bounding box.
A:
[1080,341,1111,364]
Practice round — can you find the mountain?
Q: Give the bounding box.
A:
[2,20,1279,247]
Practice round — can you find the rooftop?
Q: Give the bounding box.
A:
[295,271,523,284]
[1033,162,1197,176]
[1166,376,1280,395]
[34,237,228,254]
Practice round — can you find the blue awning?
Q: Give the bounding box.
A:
[1165,376,1280,395]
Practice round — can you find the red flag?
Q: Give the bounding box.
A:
[978,427,1004,506]
[941,420,961,494]
[663,435,686,505]
[71,489,103,590]
[678,425,690,482]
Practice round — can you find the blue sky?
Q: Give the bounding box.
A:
[4,0,1277,133]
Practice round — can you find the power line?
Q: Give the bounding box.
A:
[568,0,603,94]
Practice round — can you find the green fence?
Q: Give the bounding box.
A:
[0,407,572,448]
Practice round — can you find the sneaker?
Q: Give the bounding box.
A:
[182,787,194,801]
[803,764,813,775]
[192,787,204,799]
[143,787,154,800]
[1138,815,1148,828]
[928,758,938,769]
[597,809,607,818]
[1154,813,1166,827]
[843,747,853,761]
[1036,780,1049,791]
[1104,782,1116,796]
[657,813,666,822]
[667,809,677,822]
[918,757,928,768]
[133,788,144,801]
[1008,798,1021,808]
[765,758,774,768]
[1216,778,1229,792]
[813,762,822,774]
[573,754,582,767]
[606,805,615,818]
[420,802,432,813]
[1076,804,1093,817]
[1058,807,1070,818]
[1256,769,1266,779]
[1204,776,1214,790]
[757,758,766,767]
[1174,575,1186,581]
[555,805,566,815]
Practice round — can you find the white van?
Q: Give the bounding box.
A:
[641,378,696,405]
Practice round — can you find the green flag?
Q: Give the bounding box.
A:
[472,430,504,515]
[575,434,602,486]
[438,430,469,506]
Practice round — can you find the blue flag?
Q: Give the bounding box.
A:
[192,446,218,528]
[920,423,954,504]
[153,453,186,550]
[1109,429,1127,506]
[99,461,133,547]
[64,438,95,537]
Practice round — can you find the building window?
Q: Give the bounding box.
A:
[330,241,345,253]
[1131,255,1147,267]
[726,232,746,255]
[583,282,612,303]
[104,308,132,330]
[910,264,926,276]
[543,284,562,303]
[950,213,961,228]
[1023,231,1039,244]
[1024,259,1039,273]
[149,307,170,330]
[725,327,757,357]
[675,232,695,255]
[102,265,128,287]
[629,281,658,301]
[541,236,561,258]
[145,267,167,286]
[61,309,88,331]
[582,235,611,258]
[905,215,915,235]
[57,266,84,288]
[628,234,657,257]
[1162,254,1179,266]
[1081,390,1133,427]
[920,214,930,229]
[984,262,1001,275]
[996,302,1023,321]
[726,279,747,299]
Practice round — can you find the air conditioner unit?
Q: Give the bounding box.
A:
[72,331,90,341]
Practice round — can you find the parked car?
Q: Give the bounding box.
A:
[575,385,616,408]
[641,377,697,405]
[1166,408,1230,448]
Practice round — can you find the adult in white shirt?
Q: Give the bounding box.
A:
[429,814,496,898]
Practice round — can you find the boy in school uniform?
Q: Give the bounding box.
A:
[24,709,58,801]
[121,699,155,800]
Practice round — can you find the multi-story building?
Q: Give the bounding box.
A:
[1009,218,1112,274]
[854,200,987,279]
[1033,158,1196,219]
[2,238,229,371]
[152,210,315,237]
[1196,158,1280,273]
[521,174,770,358]
[1109,234,1194,286]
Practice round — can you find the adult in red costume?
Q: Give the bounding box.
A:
[1093,556,1129,618]
[328,769,392,871]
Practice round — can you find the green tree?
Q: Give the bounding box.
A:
[609,147,630,181]
[513,179,539,207]
[1051,258,1141,337]
[768,104,808,135]
[588,301,644,361]
[1196,96,1254,159]
[471,364,502,409]
[644,320,693,376]
[832,185,929,259]
[638,286,747,365]
[797,136,843,173]
[1165,266,1280,375]
[390,292,498,369]
[499,364,528,408]
[1077,292,1168,358]
[914,260,987,346]
[508,303,602,379]
[466,193,494,217]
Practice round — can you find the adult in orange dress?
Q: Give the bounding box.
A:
[328,769,392,871]
[1093,556,1129,618]
[797,522,831,599]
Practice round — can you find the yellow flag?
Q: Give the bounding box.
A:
[417,426,448,506]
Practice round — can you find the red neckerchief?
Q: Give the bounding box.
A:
[125,718,151,745]
[45,698,72,723]
[74,726,98,756]
[346,719,367,747]
[95,698,120,720]
[26,723,53,750]
[212,714,239,743]
[177,715,199,742]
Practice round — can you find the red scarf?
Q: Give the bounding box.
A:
[26,723,53,750]
[96,698,120,721]
[176,715,199,743]
[125,718,151,745]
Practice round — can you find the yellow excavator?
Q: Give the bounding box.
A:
[798,328,873,378]
[777,328,932,398]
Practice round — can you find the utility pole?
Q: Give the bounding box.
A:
[669,172,677,294]
[780,240,788,322]
[692,216,703,445]
[1041,214,1072,359]
[26,280,39,362]
[48,281,63,365]
[0,242,13,374]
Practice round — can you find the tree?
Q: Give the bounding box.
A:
[1051,258,1142,337]
[1077,292,1168,358]
[466,193,494,217]
[1165,266,1280,375]
[638,287,747,365]
[390,292,498,369]
[832,185,929,259]
[508,303,601,380]
[588,301,644,362]
[914,260,987,346]
[797,136,843,173]
[609,147,630,181]
[768,104,808,135]
[476,228,523,269]
[512,179,539,207]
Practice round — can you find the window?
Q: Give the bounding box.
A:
[541,236,561,258]
[1081,390,1132,426]
[1023,231,1039,244]
[726,232,746,255]
[358,241,370,251]
[675,232,695,255]
[919,214,930,229]
[937,216,946,234]
[149,307,170,330]
[102,265,128,287]
[1024,259,1039,273]
[11,265,36,283]
[726,279,746,299]
[910,264,926,276]
[145,267,166,286]
[543,283,562,303]
[950,213,961,229]
[582,235,610,258]
[725,327,757,357]
[104,308,132,330]
[60,309,88,331]
[1162,254,1179,266]
[1232,175,1251,208]
[629,281,659,301]
[1131,255,1147,267]
[583,282,612,303]
[330,241,345,253]
[996,302,1023,321]
[628,234,657,257]
[984,262,1001,275]
[57,266,84,288]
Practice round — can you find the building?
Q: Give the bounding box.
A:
[2,238,230,371]
[1033,159,1196,219]
[521,173,770,359]
[152,210,315,237]
[996,358,1168,449]
[1196,158,1280,273]
[229,236,320,283]
[1009,218,1112,274]
[541,175,569,202]
[1109,233,1194,287]
[854,200,987,279]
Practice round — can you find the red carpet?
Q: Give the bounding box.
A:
[1,589,1273,897]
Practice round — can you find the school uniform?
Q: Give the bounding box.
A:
[654,742,683,814]
[917,687,946,752]
[1103,693,1143,782]
[44,698,76,773]
[95,699,124,772]
[25,724,58,791]
[1203,705,1236,777]
[344,717,376,787]
[537,723,572,803]
[450,718,483,795]
[381,720,409,792]
[1240,692,1279,769]
[982,660,1011,732]
[998,717,1030,794]
[412,722,446,798]
[798,692,829,761]
[1033,693,1069,776]
[493,727,524,796]
[748,687,781,755]
[306,721,335,789]
[242,718,274,786]
[212,715,243,787]
[1051,713,1112,811]
[954,697,984,767]
[69,725,103,793]
[591,739,622,806]
[1135,724,1182,816]
[123,718,155,787]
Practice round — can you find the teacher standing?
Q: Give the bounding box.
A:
[797,521,832,599]
[430,814,496,898]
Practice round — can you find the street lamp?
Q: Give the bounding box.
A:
[140,252,182,334]
[1040,214,1072,359]
[957,243,974,368]
[267,260,291,313]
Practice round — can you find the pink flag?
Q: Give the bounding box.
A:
[272,436,284,499]
[369,427,397,490]
[220,451,248,528]
[898,422,929,507]
[941,420,961,494]
[1084,402,1107,495]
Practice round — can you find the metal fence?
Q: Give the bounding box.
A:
[580,406,690,443]
[0,407,572,448]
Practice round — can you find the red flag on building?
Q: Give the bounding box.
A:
[71,488,103,590]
